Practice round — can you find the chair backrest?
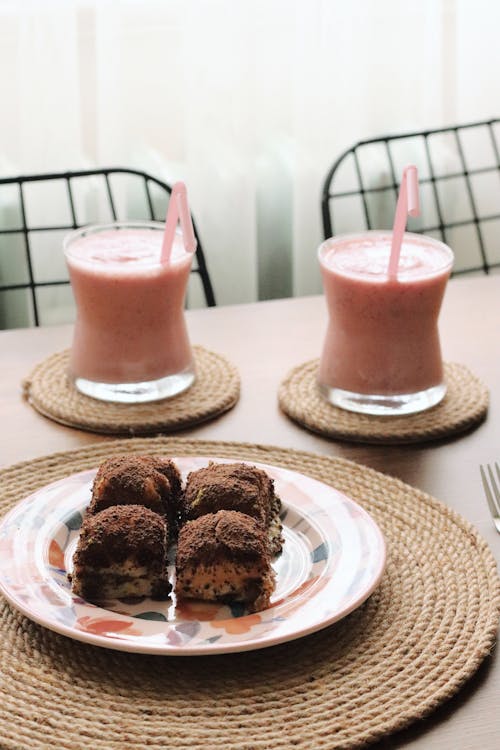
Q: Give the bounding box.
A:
[322,118,500,276]
[0,168,216,328]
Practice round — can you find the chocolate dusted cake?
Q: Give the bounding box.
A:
[70,456,283,613]
[88,454,182,530]
[71,504,170,603]
[175,510,275,613]
[181,462,283,555]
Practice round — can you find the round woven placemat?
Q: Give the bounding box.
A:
[279,361,489,444]
[22,346,240,435]
[0,437,498,750]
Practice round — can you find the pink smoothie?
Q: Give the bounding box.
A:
[318,232,453,396]
[65,226,194,384]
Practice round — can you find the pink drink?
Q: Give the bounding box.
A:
[64,222,195,403]
[317,231,453,415]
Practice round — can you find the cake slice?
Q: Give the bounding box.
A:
[88,454,181,530]
[181,462,283,555]
[70,504,170,603]
[175,510,275,613]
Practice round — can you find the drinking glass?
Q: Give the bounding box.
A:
[64,221,195,403]
[317,231,454,416]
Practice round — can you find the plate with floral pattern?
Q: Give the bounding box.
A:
[0,457,386,655]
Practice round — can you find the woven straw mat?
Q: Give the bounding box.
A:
[0,437,499,750]
[279,361,489,444]
[22,346,240,435]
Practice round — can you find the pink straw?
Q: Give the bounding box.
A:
[388,165,420,279]
[161,181,197,263]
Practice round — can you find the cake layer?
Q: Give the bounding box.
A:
[71,569,171,601]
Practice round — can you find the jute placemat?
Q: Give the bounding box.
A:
[279,361,489,444]
[22,347,240,435]
[0,437,498,750]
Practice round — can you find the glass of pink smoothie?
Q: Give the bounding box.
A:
[317,231,454,416]
[64,221,195,403]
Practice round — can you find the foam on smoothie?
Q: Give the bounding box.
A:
[323,236,451,281]
[67,229,186,272]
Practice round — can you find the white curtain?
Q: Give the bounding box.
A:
[0,0,499,324]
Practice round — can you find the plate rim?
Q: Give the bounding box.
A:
[0,457,387,655]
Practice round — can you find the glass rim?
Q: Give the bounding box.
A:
[318,230,454,275]
[63,220,181,253]
[63,220,193,267]
[317,229,455,276]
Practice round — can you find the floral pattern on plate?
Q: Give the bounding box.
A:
[0,457,386,655]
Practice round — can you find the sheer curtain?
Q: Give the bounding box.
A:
[0,0,499,318]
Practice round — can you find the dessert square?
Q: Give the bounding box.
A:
[175,510,275,613]
[70,504,170,603]
[88,454,181,530]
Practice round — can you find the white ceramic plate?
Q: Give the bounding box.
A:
[0,457,386,655]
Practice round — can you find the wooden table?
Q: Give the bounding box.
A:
[1,274,499,749]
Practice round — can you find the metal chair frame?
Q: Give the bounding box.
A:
[0,167,216,326]
[322,118,500,276]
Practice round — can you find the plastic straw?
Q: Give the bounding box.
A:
[388,165,420,279]
[161,181,197,263]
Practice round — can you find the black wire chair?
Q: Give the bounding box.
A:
[322,118,500,276]
[0,167,216,328]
